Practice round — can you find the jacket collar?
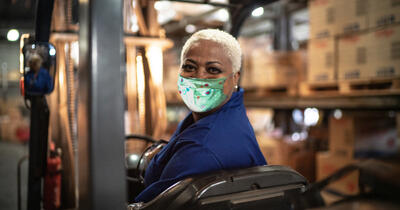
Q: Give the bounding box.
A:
[176,88,244,134]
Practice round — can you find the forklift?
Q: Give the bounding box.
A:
[20,0,400,209]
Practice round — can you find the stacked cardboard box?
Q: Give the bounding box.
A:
[310,0,370,38]
[309,0,337,39]
[367,25,400,78]
[338,24,400,80]
[257,135,315,182]
[317,113,400,195]
[239,35,306,88]
[330,115,399,159]
[257,136,285,165]
[309,0,400,82]
[316,152,359,195]
[308,0,337,83]
[250,50,298,87]
[337,33,370,80]
[369,0,400,28]
[316,116,359,195]
[308,37,335,82]
[335,0,369,34]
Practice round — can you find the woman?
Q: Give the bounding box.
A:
[135,29,267,203]
[25,54,53,94]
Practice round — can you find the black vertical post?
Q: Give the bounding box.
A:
[27,96,50,210]
[78,0,126,209]
[27,0,55,209]
[35,0,55,42]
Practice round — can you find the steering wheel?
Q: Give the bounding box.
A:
[125,135,168,184]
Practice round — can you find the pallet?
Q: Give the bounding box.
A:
[338,78,400,96]
[300,78,400,97]
[299,81,340,97]
[245,84,298,97]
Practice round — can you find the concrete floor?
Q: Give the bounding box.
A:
[0,141,28,210]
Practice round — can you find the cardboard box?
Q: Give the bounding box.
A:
[309,0,337,38]
[369,0,400,28]
[329,115,399,159]
[329,116,355,159]
[308,37,336,82]
[257,136,285,165]
[316,152,359,195]
[247,108,274,135]
[335,0,369,34]
[338,33,370,80]
[257,135,306,166]
[291,149,316,182]
[258,135,316,181]
[367,25,400,78]
[0,120,20,142]
[251,50,298,87]
[289,50,308,83]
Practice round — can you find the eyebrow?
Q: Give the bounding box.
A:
[206,61,222,65]
[185,59,222,65]
[186,59,197,65]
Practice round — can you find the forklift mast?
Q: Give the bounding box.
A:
[27,0,55,209]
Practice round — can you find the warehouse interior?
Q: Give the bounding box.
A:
[0,0,399,209]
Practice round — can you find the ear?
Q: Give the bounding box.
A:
[233,71,240,86]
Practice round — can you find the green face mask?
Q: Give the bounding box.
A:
[177,75,227,113]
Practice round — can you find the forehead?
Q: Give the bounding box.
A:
[29,57,41,63]
[183,40,231,65]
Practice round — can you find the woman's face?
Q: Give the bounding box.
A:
[29,60,41,72]
[179,39,240,102]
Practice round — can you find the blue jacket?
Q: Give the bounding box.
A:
[25,67,53,94]
[135,89,267,202]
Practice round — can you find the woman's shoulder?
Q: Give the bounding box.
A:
[176,123,212,143]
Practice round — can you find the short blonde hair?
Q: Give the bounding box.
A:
[180,28,242,73]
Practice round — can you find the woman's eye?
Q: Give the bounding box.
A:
[207,67,222,74]
[182,64,196,72]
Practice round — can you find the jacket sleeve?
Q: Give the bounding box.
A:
[135,142,222,203]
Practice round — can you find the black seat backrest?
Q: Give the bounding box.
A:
[129,165,309,210]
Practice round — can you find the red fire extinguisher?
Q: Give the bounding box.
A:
[44,142,62,210]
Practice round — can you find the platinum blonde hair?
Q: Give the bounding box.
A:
[180,28,242,73]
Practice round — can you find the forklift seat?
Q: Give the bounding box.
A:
[128,165,309,210]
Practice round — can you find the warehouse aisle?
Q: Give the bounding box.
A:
[0,141,28,210]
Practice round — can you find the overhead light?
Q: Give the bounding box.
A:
[292,109,303,124]
[252,7,264,17]
[304,107,319,126]
[7,29,20,42]
[333,109,343,119]
[216,9,229,22]
[185,24,196,34]
[291,132,301,141]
